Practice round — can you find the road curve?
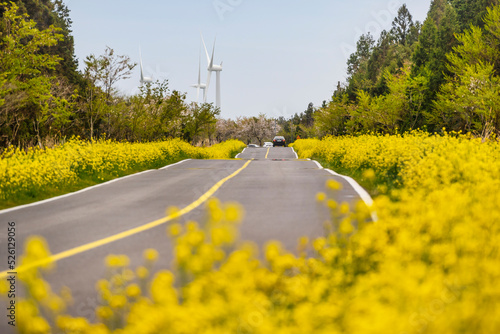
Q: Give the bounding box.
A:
[0,147,369,329]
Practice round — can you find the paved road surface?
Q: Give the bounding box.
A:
[0,147,369,329]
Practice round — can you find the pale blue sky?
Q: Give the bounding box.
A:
[65,0,432,119]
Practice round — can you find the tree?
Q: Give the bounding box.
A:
[82,54,109,140]
[434,6,500,137]
[236,115,277,145]
[348,90,379,133]
[5,0,81,85]
[98,47,136,101]
[161,90,187,139]
[435,61,500,136]
[391,4,414,45]
[304,102,315,127]
[183,103,220,145]
[82,47,136,139]
[450,0,498,30]
[215,118,238,143]
[347,33,375,80]
[315,95,350,136]
[412,19,438,70]
[0,2,67,148]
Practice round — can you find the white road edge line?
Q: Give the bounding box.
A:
[0,159,192,214]
[313,160,378,222]
[235,148,247,159]
[291,147,299,159]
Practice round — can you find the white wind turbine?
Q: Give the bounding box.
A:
[191,49,206,103]
[139,48,153,84]
[202,36,223,107]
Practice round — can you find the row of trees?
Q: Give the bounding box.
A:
[313,0,500,139]
[220,1,500,145]
[0,2,220,148]
[215,114,280,146]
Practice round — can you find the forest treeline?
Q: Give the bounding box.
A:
[311,0,500,140]
[230,0,500,143]
[1,0,500,150]
[0,1,222,149]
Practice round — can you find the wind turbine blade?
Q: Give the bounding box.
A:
[201,33,211,66]
[204,70,212,103]
[196,86,200,102]
[210,38,216,69]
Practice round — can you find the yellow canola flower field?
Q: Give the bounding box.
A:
[3,132,500,334]
[0,138,246,206]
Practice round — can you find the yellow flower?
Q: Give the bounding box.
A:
[316,192,327,202]
[327,199,338,210]
[265,241,282,262]
[136,266,149,280]
[339,202,350,215]
[105,254,129,268]
[327,179,342,191]
[362,168,376,181]
[30,317,51,334]
[96,306,113,320]
[109,295,127,309]
[339,218,354,235]
[225,202,243,222]
[167,223,183,237]
[166,206,180,218]
[313,238,326,252]
[126,284,142,299]
[143,248,159,263]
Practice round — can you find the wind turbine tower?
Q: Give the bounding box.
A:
[191,50,206,103]
[202,36,223,108]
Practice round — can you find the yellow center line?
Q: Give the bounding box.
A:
[0,160,252,279]
[265,147,270,159]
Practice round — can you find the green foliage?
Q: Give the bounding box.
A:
[0,2,70,148]
[315,95,350,136]
[391,4,414,45]
[435,5,500,138]
[7,0,80,84]
[449,0,499,30]
[128,81,186,141]
[328,2,500,138]
[183,103,220,145]
[345,66,427,134]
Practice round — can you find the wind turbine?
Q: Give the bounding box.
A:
[191,49,206,103]
[139,48,153,84]
[202,35,223,107]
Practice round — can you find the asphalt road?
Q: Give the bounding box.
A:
[0,147,370,329]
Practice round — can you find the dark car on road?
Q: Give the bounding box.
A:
[273,136,286,147]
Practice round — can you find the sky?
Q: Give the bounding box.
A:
[65,0,432,120]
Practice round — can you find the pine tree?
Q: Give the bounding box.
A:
[450,0,498,30]
[391,4,414,45]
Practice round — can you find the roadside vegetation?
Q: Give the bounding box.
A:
[0,138,245,209]
[2,131,500,333]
